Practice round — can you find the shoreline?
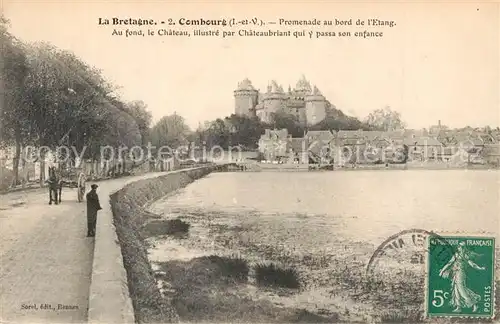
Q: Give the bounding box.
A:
[2,163,498,195]
[227,161,499,172]
[111,167,500,323]
[110,166,220,323]
[145,203,500,323]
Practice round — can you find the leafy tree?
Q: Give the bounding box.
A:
[0,16,31,184]
[124,100,152,145]
[364,106,406,131]
[1,19,148,186]
[149,112,191,150]
[269,111,304,137]
[206,118,230,149]
[224,114,266,149]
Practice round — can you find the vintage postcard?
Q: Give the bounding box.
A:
[0,1,498,323]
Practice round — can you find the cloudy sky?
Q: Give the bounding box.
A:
[4,1,499,129]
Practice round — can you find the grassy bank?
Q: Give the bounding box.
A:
[144,207,500,323]
[154,255,340,323]
[112,166,499,323]
[110,167,217,323]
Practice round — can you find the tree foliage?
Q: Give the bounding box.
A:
[364,106,406,131]
[193,104,373,151]
[149,113,190,149]
[0,16,146,184]
[124,100,152,144]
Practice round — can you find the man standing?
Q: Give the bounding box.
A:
[86,184,102,237]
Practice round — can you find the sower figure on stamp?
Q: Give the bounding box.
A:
[86,184,102,237]
[438,241,485,313]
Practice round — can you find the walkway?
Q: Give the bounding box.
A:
[0,172,171,323]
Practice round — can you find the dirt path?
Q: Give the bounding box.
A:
[0,188,92,323]
[0,170,195,323]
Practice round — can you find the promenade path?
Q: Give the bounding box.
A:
[0,172,170,323]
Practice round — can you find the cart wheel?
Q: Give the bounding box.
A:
[77,172,86,202]
[77,185,82,202]
[78,183,85,202]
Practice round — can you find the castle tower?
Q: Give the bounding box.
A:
[234,78,258,117]
[305,85,327,125]
[294,74,312,97]
[262,80,287,123]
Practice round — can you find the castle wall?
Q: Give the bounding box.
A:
[234,90,258,116]
[262,96,287,123]
[234,79,328,125]
[305,98,326,126]
[298,108,307,124]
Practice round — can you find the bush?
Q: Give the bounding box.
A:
[379,309,423,323]
[255,262,300,289]
[142,218,190,237]
[286,309,339,323]
[157,255,250,287]
[205,255,249,282]
[0,166,14,191]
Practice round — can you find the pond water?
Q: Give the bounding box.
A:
[147,170,500,321]
[151,170,499,244]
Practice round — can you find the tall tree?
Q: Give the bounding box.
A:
[269,111,304,137]
[149,112,191,150]
[224,114,265,149]
[364,106,406,131]
[124,100,152,145]
[0,16,31,185]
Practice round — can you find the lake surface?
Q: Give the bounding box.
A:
[151,170,499,246]
[148,170,500,320]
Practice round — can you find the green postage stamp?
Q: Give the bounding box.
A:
[426,235,496,318]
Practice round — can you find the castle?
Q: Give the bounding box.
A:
[234,75,330,126]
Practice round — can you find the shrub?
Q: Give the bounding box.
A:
[379,309,423,323]
[286,309,339,323]
[255,262,300,289]
[204,255,250,282]
[142,218,190,237]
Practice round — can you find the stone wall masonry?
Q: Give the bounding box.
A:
[87,165,219,324]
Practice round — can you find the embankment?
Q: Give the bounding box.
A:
[97,166,218,323]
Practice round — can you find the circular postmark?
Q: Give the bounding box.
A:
[366,228,456,275]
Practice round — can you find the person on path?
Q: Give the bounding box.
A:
[86,184,102,237]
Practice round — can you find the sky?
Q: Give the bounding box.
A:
[3,1,499,130]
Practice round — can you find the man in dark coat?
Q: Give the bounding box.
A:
[86,184,102,237]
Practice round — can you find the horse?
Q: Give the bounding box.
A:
[47,166,63,205]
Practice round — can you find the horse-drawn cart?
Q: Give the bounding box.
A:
[48,165,87,204]
[60,167,87,202]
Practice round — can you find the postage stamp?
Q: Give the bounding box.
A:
[425,234,496,318]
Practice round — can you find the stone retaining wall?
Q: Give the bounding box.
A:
[88,166,218,323]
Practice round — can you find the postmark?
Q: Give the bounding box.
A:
[366,228,455,275]
[425,234,496,319]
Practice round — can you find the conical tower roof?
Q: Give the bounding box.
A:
[236,78,255,91]
[295,74,311,92]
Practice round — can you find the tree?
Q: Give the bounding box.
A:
[309,104,371,132]
[364,106,406,131]
[149,112,191,150]
[224,114,265,149]
[0,16,31,185]
[1,22,149,185]
[269,111,304,137]
[124,100,152,145]
[21,42,144,162]
[206,118,230,149]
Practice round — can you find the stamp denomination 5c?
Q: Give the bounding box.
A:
[426,235,495,318]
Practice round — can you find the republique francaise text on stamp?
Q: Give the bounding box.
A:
[426,235,495,319]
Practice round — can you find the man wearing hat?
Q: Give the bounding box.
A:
[86,184,102,237]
